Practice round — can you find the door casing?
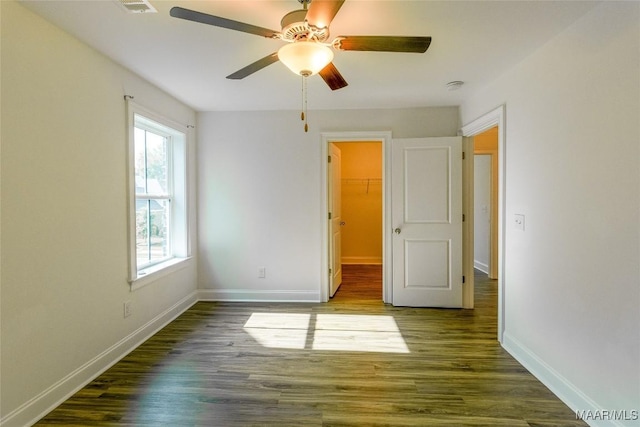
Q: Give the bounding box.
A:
[461,105,506,343]
[320,132,392,303]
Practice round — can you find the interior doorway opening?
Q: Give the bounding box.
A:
[461,105,506,342]
[329,141,383,301]
[320,131,392,304]
[473,126,498,280]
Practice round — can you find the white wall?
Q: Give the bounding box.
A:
[460,2,639,424]
[473,155,491,273]
[197,107,458,301]
[0,2,198,425]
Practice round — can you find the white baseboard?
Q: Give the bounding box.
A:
[198,289,320,302]
[1,292,198,427]
[341,256,382,265]
[502,332,630,427]
[473,260,489,273]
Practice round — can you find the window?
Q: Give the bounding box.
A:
[127,103,190,288]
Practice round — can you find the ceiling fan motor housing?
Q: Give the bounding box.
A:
[280,9,330,42]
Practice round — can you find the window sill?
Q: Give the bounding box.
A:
[129,257,192,291]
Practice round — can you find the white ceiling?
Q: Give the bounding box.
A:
[20,0,599,112]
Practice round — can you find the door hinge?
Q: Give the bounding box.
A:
[462,214,465,222]
[462,151,466,160]
[329,268,333,276]
[462,275,466,284]
[328,212,332,220]
[328,155,332,163]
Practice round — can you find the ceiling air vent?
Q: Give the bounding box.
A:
[117,0,157,14]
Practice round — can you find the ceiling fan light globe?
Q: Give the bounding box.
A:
[278,42,334,76]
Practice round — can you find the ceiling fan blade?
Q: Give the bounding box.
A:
[319,62,348,91]
[170,7,279,38]
[226,53,280,80]
[305,0,345,28]
[336,36,432,53]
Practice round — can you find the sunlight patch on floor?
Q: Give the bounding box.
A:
[313,314,409,353]
[243,313,310,349]
[243,313,409,353]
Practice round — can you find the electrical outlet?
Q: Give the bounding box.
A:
[124,300,132,318]
[258,267,266,278]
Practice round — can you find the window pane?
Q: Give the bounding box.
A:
[136,200,150,265]
[149,199,170,262]
[145,132,169,194]
[134,128,168,196]
[134,127,147,195]
[136,198,170,268]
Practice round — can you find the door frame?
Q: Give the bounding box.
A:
[461,105,506,343]
[320,131,392,303]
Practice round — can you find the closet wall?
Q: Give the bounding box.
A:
[334,142,383,265]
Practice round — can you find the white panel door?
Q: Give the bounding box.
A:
[328,144,343,297]
[392,137,463,307]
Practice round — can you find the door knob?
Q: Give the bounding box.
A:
[394,228,401,234]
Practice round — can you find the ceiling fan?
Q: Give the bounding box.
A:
[169,0,432,91]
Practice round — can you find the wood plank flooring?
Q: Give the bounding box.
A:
[36,267,585,426]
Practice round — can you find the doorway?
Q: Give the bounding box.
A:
[322,132,466,308]
[320,131,392,304]
[330,141,383,301]
[461,106,506,342]
[473,126,498,279]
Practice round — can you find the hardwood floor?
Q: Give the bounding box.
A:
[36,267,585,426]
[331,264,383,303]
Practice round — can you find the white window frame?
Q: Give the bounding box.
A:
[126,101,191,290]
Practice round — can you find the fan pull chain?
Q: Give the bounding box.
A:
[301,76,305,122]
[301,76,309,132]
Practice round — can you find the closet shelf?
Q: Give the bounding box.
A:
[341,178,382,194]
[341,178,382,184]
